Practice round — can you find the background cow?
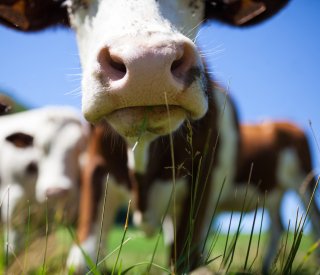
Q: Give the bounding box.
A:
[0,106,88,254]
[0,0,290,273]
[133,120,320,273]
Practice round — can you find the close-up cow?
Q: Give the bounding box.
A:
[0,0,310,274]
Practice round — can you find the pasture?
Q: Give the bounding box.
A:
[2,226,319,274]
[1,195,319,274]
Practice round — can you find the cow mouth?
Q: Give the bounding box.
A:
[105,105,186,138]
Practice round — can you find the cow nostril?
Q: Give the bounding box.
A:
[171,57,184,73]
[109,55,127,74]
[98,47,127,81]
[170,43,197,85]
[26,162,38,175]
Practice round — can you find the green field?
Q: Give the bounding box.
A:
[3,225,319,274]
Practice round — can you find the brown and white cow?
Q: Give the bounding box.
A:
[133,120,320,273]
[66,87,240,273]
[0,106,88,253]
[234,121,320,272]
[0,0,290,273]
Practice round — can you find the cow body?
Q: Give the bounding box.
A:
[0,106,87,253]
[232,121,320,272]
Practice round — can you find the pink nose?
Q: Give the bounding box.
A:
[45,187,69,199]
[97,38,199,89]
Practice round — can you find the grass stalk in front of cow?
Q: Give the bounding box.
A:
[23,200,31,271]
[41,198,49,274]
[281,176,319,274]
[111,199,131,275]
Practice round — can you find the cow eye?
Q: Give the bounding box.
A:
[5,132,34,148]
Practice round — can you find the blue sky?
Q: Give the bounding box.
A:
[0,0,319,232]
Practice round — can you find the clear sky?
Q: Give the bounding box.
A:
[0,0,319,232]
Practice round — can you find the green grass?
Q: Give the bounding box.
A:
[2,225,319,274]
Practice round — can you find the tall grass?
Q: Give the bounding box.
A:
[2,111,320,274]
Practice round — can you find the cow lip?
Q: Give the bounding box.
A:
[105,105,187,137]
[109,105,184,114]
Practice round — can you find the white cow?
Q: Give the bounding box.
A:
[0,106,88,253]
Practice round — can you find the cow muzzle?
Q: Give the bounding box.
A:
[82,34,208,137]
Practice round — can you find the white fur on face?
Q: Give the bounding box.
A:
[0,106,86,203]
[68,0,205,63]
[35,122,85,202]
[67,0,207,138]
[0,140,39,191]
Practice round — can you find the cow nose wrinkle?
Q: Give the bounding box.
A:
[98,47,127,81]
[170,42,197,86]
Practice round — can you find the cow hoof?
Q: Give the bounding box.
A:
[66,245,90,274]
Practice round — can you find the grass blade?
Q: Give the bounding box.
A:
[95,174,109,267]
[243,198,259,270]
[111,200,131,275]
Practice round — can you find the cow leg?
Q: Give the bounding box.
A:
[66,161,130,273]
[66,159,107,273]
[0,184,24,255]
[172,178,213,274]
[300,176,320,261]
[263,190,284,275]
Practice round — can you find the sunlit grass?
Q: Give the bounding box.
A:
[2,224,319,274]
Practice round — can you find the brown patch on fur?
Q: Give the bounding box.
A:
[0,0,68,31]
[77,123,131,243]
[235,121,313,192]
[205,0,290,26]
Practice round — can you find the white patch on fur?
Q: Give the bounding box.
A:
[277,148,304,188]
[133,178,188,237]
[68,0,205,62]
[127,139,151,173]
[66,233,97,273]
[0,184,24,253]
[35,122,85,202]
[217,184,263,212]
[66,0,208,131]
[205,90,239,239]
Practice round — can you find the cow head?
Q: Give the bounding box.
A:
[0,0,289,142]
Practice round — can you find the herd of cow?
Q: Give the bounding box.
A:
[0,0,319,274]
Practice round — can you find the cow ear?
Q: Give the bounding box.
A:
[5,132,34,148]
[205,0,290,26]
[0,102,10,115]
[0,0,69,31]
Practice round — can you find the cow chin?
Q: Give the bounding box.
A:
[105,105,186,139]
